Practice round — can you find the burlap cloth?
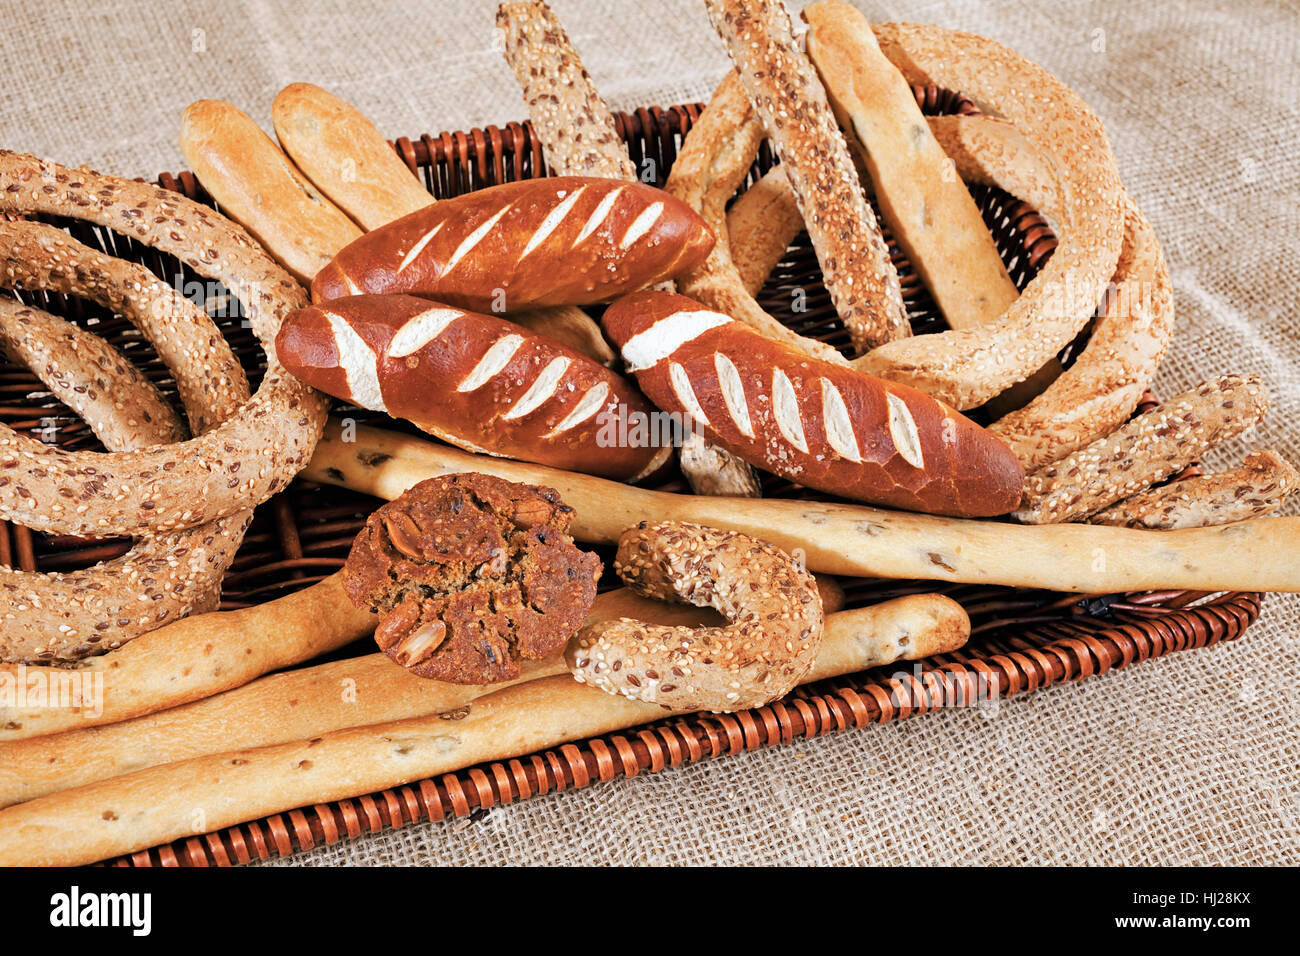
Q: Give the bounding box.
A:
[2,0,1296,865]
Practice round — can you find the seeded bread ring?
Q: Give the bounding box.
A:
[0,295,252,662]
[566,520,824,713]
[0,150,329,536]
[847,23,1125,409]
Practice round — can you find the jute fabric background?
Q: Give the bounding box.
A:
[1,0,1296,864]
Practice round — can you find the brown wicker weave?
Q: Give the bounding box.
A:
[0,90,1262,867]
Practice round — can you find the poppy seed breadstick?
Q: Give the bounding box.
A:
[303,420,1300,595]
[1014,374,1269,524]
[0,593,967,867]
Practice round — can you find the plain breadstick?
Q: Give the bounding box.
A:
[1089,451,1300,530]
[305,420,1300,594]
[179,99,362,284]
[0,582,847,809]
[0,594,967,867]
[272,82,436,230]
[0,575,372,743]
[1015,374,1269,524]
[728,166,805,296]
[804,2,1018,332]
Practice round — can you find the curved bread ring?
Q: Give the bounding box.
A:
[0,296,185,449]
[0,150,329,536]
[665,73,849,366]
[566,521,824,713]
[728,114,1172,471]
[848,23,1125,410]
[0,294,251,662]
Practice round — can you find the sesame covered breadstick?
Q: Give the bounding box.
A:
[704,0,908,353]
[1014,374,1270,524]
[1089,451,1300,530]
[496,1,637,180]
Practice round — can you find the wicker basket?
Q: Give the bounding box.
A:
[0,89,1262,867]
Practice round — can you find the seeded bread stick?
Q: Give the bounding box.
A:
[1089,451,1300,530]
[1015,374,1270,524]
[704,0,908,353]
[496,0,758,496]
[0,593,966,867]
[304,420,1300,594]
[0,581,845,809]
[804,2,1018,333]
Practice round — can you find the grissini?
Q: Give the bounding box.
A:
[305,420,1300,595]
[271,82,436,231]
[803,2,1018,333]
[179,99,363,284]
[601,290,1025,517]
[495,1,637,180]
[666,73,847,365]
[311,177,715,311]
[275,293,670,482]
[1089,451,1300,530]
[0,582,844,808]
[0,575,373,742]
[0,594,967,867]
[703,0,908,353]
[1015,374,1269,524]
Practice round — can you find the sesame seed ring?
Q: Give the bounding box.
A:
[565,520,824,713]
[848,22,1127,410]
[725,114,1175,472]
[0,296,252,662]
[0,150,329,537]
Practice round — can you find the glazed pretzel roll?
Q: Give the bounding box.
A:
[0,297,184,449]
[275,293,670,481]
[495,1,637,180]
[305,421,1300,595]
[804,2,1019,333]
[271,82,436,231]
[850,23,1125,410]
[667,74,846,364]
[311,177,715,311]
[568,522,824,712]
[1015,374,1270,524]
[1089,451,1300,530]
[0,593,967,866]
[0,294,249,663]
[0,150,330,538]
[602,290,1024,517]
[180,99,363,284]
[703,0,908,353]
